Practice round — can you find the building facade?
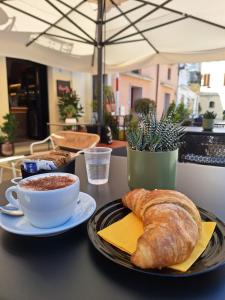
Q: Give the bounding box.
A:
[0,56,92,140]
[199,92,223,119]
[110,64,178,118]
[0,55,178,141]
[200,61,225,119]
[176,63,201,117]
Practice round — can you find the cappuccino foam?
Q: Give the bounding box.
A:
[20,175,75,191]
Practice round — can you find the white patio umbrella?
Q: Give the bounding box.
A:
[1,0,225,123]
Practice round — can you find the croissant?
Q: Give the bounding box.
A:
[122,189,202,269]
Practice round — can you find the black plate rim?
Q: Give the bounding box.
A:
[87,199,225,278]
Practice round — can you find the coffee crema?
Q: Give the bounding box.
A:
[20,175,75,191]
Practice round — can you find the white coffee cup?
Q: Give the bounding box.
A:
[5,172,80,229]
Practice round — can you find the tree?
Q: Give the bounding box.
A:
[134,98,156,115]
[166,101,190,124]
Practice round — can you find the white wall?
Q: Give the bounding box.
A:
[201,61,225,110]
[47,67,93,133]
[199,93,223,119]
[0,56,9,123]
[47,67,72,133]
[71,72,93,123]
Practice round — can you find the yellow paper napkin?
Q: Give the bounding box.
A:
[97,212,216,272]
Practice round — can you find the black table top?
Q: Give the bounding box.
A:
[184,126,225,136]
[0,156,225,300]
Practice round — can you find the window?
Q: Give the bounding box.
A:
[131,86,143,109]
[132,69,141,75]
[209,101,215,108]
[189,71,201,84]
[202,74,210,87]
[167,68,171,80]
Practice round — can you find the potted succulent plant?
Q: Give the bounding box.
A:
[202,111,217,131]
[58,89,84,123]
[0,113,17,156]
[126,112,184,190]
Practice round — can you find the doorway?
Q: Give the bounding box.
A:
[7,58,49,141]
[164,93,171,112]
[131,86,143,110]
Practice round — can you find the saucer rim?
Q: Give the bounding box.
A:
[0,192,96,236]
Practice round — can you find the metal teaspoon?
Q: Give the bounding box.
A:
[0,205,24,216]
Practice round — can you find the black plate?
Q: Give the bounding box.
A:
[87,199,225,277]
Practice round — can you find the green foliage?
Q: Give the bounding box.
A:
[125,114,138,131]
[134,98,156,115]
[174,102,190,122]
[203,111,217,119]
[166,101,190,124]
[92,99,98,112]
[63,105,76,118]
[0,135,5,144]
[126,112,185,152]
[58,90,84,121]
[0,113,17,142]
[93,86,115,113]
[223,111,225,120]
[104,86,114,104]
[166,101,176,117]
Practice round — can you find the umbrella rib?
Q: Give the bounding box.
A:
[44,0,95,43]
[109,39,145,44]
[109,0,159,53]
[105,0,172,43]
[54,0,97,24]
[107,15,187,44]
[105,3,146,23]
[91,25,98,67]
[44,33,93,44]
[0,1,92,44]
[136,0,225,31]
[26,0,87,47]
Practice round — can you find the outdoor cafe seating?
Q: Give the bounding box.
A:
[30,131,100,154]
[0,131,100,183]
[1,0,225,299]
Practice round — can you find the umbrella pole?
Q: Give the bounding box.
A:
[97,0,104,127]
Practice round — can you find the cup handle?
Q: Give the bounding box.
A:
[11,177,22,185]
[5,186,20,209]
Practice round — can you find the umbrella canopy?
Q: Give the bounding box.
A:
[1,0,225,124]
[1,0,225,72]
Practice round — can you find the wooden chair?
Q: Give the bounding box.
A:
[30,131,100,154]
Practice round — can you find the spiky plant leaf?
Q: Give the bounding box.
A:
[126,111,185,152]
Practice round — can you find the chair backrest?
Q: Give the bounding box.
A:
[51,131,100,151]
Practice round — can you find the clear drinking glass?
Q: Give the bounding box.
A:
[84,147,112,185]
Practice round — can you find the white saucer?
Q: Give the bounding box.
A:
[0,192,96,237]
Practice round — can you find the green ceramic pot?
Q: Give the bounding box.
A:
[127,147,178,190]
[202,118,214,131]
